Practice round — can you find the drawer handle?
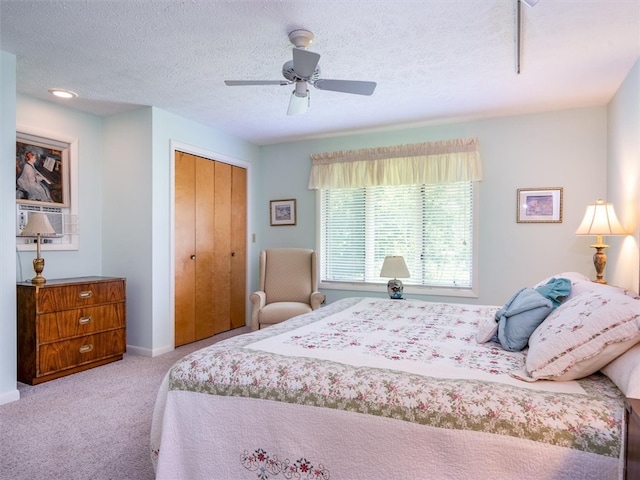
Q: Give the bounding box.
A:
[79,290,93,299]
[78,316,93,325]
[79,344,94,354]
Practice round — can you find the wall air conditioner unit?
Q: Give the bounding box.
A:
[16,204,79,249]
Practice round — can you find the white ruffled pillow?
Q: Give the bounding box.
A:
[601,343,640,398]
[522,290,640,381]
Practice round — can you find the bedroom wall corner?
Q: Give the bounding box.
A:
[0,50,20,405]
[607,58,640,292]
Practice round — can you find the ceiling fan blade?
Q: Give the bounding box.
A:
[224,80,289,86]
[314,79,377,96]
[287,91,309,116]
[292,48,321,79]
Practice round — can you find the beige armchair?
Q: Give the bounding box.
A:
[250,248,325,330]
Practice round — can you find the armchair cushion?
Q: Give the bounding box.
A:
[258,302,313,326]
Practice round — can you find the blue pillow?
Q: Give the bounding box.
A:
[496,287,553,352]
[535,277,571,308]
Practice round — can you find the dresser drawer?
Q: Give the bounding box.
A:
[38,329,125,376]
[37,303,125,343]
[35,280,125,313]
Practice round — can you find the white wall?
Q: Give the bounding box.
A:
[0,51,19,405]
[102,108,153,352]
[260,107,609,306]
[607,58,640,293]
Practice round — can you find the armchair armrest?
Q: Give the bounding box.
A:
[250,291,266,331]
[310,291,326,310]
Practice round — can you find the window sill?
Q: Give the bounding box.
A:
[319,281,478,299]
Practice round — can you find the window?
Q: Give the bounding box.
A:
[319,181,476,295]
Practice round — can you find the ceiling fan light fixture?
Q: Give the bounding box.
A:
[287,90,309,116]
[293,81,308,98]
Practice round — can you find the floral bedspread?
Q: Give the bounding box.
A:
[168,297,624,458]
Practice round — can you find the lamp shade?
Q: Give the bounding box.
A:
[380,256,410,279]
[575,200,627,237]
[21,212,56,236]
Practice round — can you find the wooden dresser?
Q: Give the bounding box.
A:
[17,276,126,385]
[627,398,640,480]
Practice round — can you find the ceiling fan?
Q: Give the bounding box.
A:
[224,29,377,115]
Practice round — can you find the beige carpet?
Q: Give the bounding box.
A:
[0,327,248,480]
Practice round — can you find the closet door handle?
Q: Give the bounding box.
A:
[190,255,196,260]
[231,252,236,257]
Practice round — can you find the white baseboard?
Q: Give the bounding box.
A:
[0,388,20,406]
[126,344,174,358]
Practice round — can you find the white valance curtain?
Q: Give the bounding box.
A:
[308,138,482,189]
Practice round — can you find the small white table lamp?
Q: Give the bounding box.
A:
[380,255,410,299]
[575,199,627,284]
[21,212,56,284]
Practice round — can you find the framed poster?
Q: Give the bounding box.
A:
[517,187,563,223]
[270,199,296,226]
[16,131,70,208]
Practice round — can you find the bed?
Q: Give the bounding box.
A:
[151,272,640,479]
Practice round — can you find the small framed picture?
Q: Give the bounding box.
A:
[270,199,296,226]
[517,187,563,223]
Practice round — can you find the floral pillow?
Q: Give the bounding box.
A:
[521,291,640,381]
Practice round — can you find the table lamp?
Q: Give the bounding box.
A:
[575,199,627,284]
[380,255,410,299]
[21,212,56,284]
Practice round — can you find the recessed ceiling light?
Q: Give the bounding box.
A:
[48,88,78,99]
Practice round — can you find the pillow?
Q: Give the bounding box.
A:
[533,272,590,301]
[601,343,640,398]
[534,277,571,308]
[523,291,640,381]
[476,315,499,344]
[571,279,640,299]
[495,287,553,351]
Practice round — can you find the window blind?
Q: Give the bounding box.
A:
[320,182,474,289]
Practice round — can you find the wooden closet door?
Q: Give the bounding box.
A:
[194,156,216,340]
[174,152,196,346]
[230,166,247,329]
[212,162,232,334]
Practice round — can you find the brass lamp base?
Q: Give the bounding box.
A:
[591,244,608,284]
[31,257,47,284]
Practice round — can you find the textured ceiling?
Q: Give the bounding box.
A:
[1,1,639,146]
